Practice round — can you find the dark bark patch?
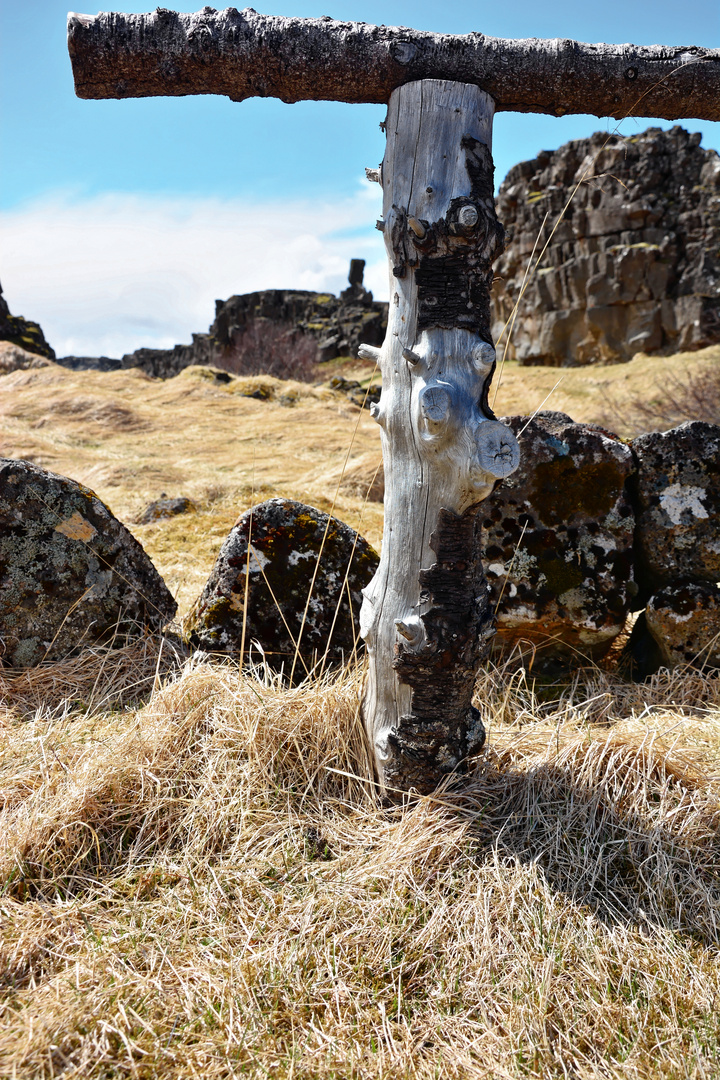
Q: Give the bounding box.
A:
[388,504,492,794]
[392,135,505,338]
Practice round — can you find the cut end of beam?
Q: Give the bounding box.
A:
[67,12,94,31]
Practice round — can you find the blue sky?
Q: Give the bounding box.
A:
[1,0,718,356]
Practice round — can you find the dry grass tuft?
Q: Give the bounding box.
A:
[2,655,720,1077]
[0,634,187,721]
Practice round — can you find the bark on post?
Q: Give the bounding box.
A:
[358,81,519,795]
[67,10,720,121]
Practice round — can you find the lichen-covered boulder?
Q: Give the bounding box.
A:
[138,495,197,525]
[187,498,379,673]
[0,458,177,668]
[482,412,636,668]
[632,421,720,601]
[645,581,720,670]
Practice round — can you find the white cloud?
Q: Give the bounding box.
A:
[0,188,387,358]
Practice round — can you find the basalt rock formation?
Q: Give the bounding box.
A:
[645,581,720,670]
[622,421,720,677]
[491,126,720,366]
[631,421,720,602]
[117,262,388,379]
[43,127,720,378]
[479,414,720,676]
[0,281,55,361]
[482,411,637,669]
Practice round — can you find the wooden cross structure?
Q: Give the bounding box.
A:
[68,9,720,795]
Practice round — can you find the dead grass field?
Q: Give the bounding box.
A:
[2,348,720,1077]
[0,363,385,615]
[2,650,720,1077]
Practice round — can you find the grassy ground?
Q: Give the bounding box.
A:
[0,364,385,615]
[2,651,720,1077]
[2,347,720,1077]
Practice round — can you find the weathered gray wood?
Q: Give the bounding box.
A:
[359,81,519,796]
[67,9,720,121]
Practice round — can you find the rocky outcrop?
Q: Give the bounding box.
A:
[492,126,720,366]
[0,459,177,668]
[0,281,55,361]
[118,337,212,380]
[621,421,720,676]
[117,261,389,380]
[327,376,381,410]
[55,355,123,372]
[480,414,720,674]
[481,412,636,668]
[187,498,379,675]
[138,495,197,525]
[631,421,720,602]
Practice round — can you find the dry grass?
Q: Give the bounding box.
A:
[598,350,720,438]
[492,344,720,439]
[0,634,187,721]
[0,363,385,614]
[2,651,720,1077]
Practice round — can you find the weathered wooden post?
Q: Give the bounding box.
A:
[68,9,720,795]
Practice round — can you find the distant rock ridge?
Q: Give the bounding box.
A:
[112,262,388,379]
[491,125,720,366]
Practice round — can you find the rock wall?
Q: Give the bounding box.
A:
[491,126,720,366]
[483,412,636,669]
[480,415,720,676]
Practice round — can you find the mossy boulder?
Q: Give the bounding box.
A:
[138,495,197,525]
[187,498,379,674]
[482,411,636,669]
[0,459,177,668]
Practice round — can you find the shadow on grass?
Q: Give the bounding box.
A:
[448,736,720,944]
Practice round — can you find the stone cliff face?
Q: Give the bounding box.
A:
[491,126,720,366]
[5,129,717,377]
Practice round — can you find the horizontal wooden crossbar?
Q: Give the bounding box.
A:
[68,8,720,121]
